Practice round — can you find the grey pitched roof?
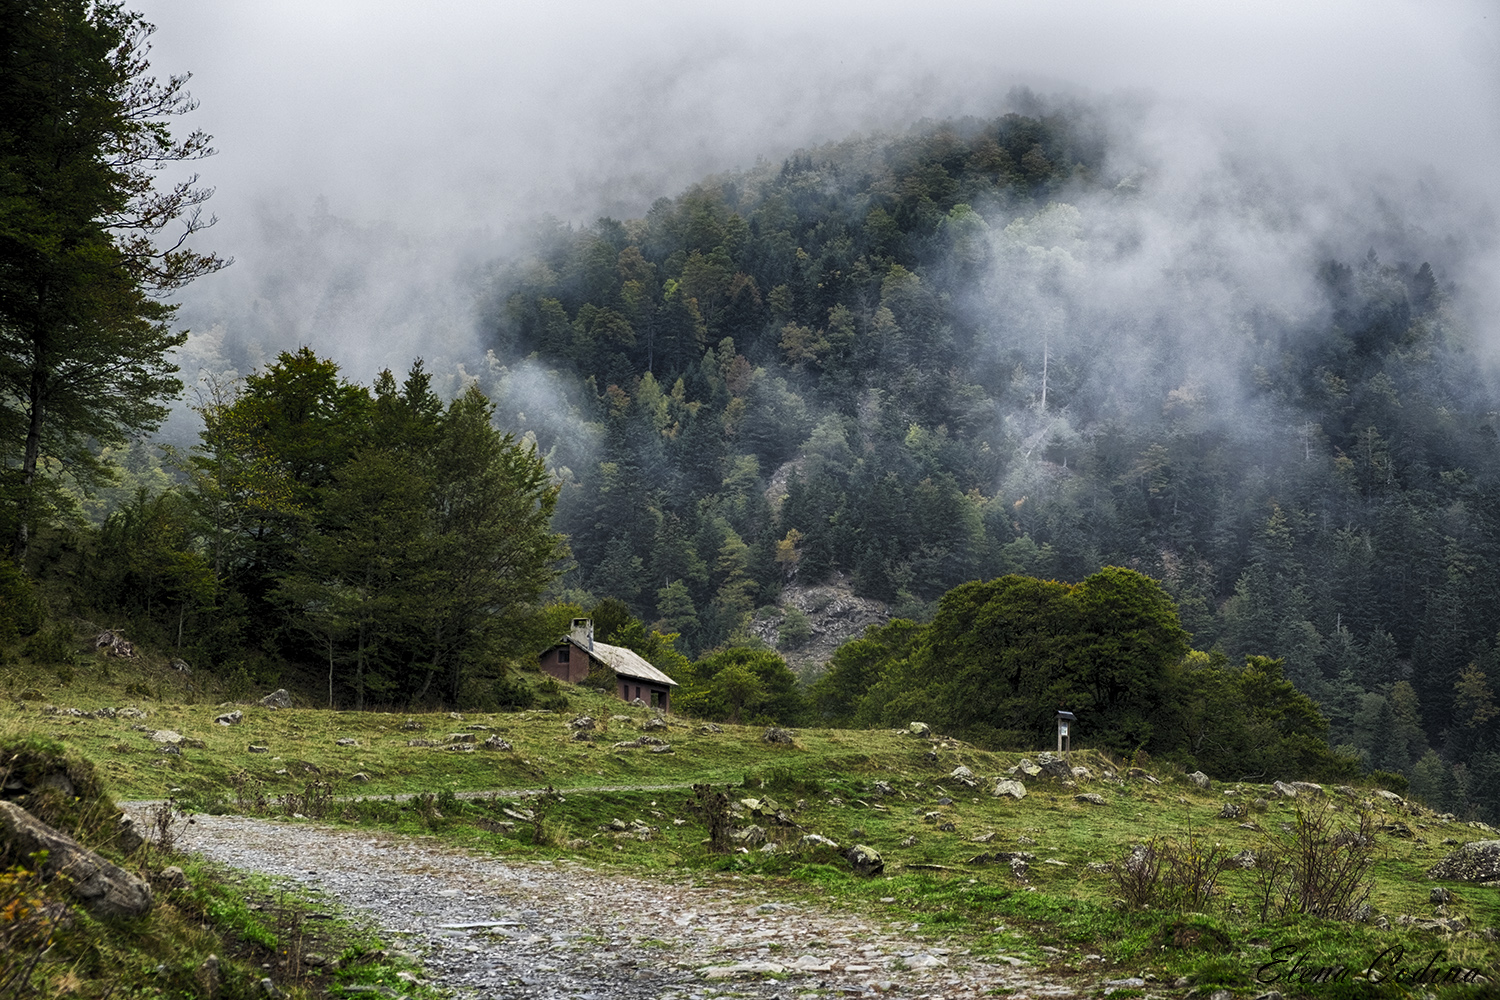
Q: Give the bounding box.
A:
[568,638,679,687]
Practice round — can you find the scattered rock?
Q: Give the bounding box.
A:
[214,711,242,726]
[247,745,269,753]
[351,772,370,783]
[448,733,475,744]
[0,801,152,918]
[115,812,143,853]
[1272,780,1299,798]
[335,738,358,747]
[482,736,513,750]
[148,730,182,744]
[258,689,292,710]
[1218,802,1243,819]
[400,718,423,731]
[763,727,795,745]
[949,765,977,787]
[95,630,134,658]
[907,721,931,737]
[1127,767,1160,784]
[642,716,668,731]
[157,865,188,888]
[1290,781,1325,797]
[1186,771,1211,790]
[1075,793,1107,806]
[1036,754,1072,780]
[992,780,1027,800]
[696,723,722,734]
[569,716,596,730]
[169,658,191,674]
[1431,887,1453,904]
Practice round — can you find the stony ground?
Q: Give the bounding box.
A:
[178,814,1098,1000]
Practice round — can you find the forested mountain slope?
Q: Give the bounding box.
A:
[476,108,1500,809]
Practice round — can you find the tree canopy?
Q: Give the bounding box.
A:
[0,1,224,564]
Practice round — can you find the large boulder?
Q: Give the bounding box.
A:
[846,844,884,876]
[258,689,292,709]
[0,801,152,918]
[1427,840,1500,883]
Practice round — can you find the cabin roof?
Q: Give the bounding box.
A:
[563,637,679,687]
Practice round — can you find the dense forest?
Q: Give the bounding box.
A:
[4,32,1497,825]
[469,109,1500,816]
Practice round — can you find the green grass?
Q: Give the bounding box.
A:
[4,650,1500,996]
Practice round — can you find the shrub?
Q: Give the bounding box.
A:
[1251,802,1376,921]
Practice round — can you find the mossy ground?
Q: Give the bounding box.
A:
[3,649,1498,997]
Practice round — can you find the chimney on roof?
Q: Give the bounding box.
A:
[571,618,594,651]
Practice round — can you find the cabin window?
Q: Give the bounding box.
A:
[557,646,570,663]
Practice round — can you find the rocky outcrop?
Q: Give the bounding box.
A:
[0,801,152,918]
[1427,840,1500,883]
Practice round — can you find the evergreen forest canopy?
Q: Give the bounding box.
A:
[470,106,1500,813]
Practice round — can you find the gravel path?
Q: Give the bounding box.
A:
[179,814,1090,999]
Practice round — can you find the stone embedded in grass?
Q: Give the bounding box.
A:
[1218,802,1243,819]
[907,721,931,737]
[214,710,242,726]
[406,739,436,747]
[335,738,358,747]
[1075,793,1107,806]
[1290,781,1325,797]
[258,689,291,709]
[482,736,513,750]
[1011,758,1041,778]
[763,727,795,744]
[992,779,1026,800]
[448,733,475,743]
[148,730,182,744]
[1036,755,1072,780]
[949,765,977,787]
[248,744,268,753]
[1187,771,1210,790]
[846,844,884,876]
[569,716,596,730]
[1272,780,1298,798]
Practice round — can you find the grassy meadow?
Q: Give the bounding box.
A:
[3,648,1499,998]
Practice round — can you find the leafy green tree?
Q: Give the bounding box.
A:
[1,2,224,565]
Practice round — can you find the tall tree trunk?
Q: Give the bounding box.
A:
[11,369,46,568]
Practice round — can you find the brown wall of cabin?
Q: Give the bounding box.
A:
[539,645,588,685]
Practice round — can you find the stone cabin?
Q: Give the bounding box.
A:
[539,618,679,712]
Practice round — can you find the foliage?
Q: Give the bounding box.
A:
[0,1,224,566]
[181,352,570,708]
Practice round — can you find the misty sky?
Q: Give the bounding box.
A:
[128,0,1500,374]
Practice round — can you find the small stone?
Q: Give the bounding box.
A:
[247,745,269,753]
[335,737,358,746]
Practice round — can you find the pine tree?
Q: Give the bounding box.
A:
[1,2,225,564]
